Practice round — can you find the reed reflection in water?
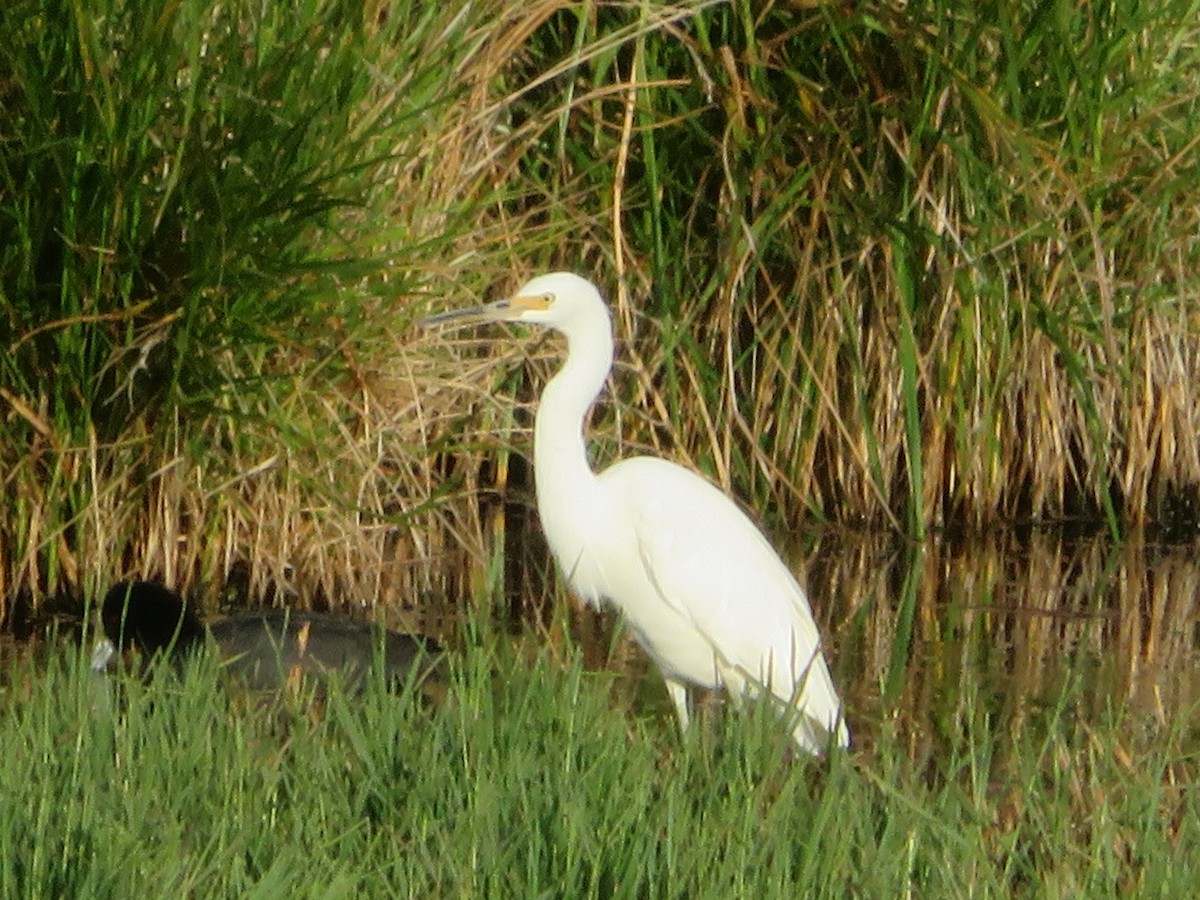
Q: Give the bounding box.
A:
[567,530,1200,753]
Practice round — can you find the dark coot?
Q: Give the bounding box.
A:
[101,580,444,693]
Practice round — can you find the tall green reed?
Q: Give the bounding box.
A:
[0,0,504,604]
[2,627,1197,895]
[502,0,1200,536]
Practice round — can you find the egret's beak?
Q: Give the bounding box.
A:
[419,293,552,329]
[419,299,515,328]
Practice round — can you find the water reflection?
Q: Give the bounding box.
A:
[816,531,1200,750]
[6,531,1197,755]
[564,530,1200,751]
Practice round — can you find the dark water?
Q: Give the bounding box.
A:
[810,531,1200,751]
[558,530,1200,750]
[5,531,1199,751]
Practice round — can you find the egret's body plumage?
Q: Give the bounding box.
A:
[425,272,848,752]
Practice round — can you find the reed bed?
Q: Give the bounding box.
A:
[2,2,1199,630]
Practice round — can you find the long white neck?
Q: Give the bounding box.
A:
[532,311,615,593]
[533,325,613,500]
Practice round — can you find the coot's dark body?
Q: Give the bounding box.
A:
[102,581,443,693]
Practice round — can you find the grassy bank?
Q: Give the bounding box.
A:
[1,631,1196,897]
[3,2,1199,616]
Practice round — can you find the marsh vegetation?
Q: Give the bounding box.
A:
[2,0,1199,893]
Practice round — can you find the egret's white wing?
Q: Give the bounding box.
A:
[603,456,845,746]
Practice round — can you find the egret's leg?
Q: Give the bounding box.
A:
[721,668,747,709]
[665,677,690,734]
[790,716,825,756]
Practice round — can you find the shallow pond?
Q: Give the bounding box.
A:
[4,530,1199,756]
[551,529,1200,753]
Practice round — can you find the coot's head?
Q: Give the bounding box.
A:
[101,581,207,658]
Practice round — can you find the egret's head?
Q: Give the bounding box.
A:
[420,272,610,337]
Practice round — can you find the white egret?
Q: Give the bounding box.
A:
[423,273,849,753]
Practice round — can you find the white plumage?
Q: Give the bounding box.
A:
[424,272,848,753]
